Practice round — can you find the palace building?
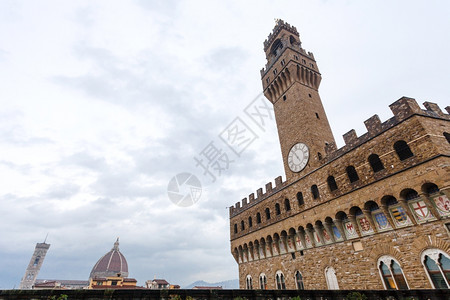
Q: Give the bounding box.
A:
[229,20,450,290]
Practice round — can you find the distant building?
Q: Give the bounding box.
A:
[33,279,88,290]
[90,238,128,279]
[19,242,50,289]
[146,279,170,289]
[192,286,223,290]
[89,275,138,289]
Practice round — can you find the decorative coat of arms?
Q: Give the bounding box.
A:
[344,221,357,238]
[358,216,373,234]
[390,206,412,227]
[332,225,342,240]
[434,195,450,216]
[322,228,331,242]
[373,212,391,230]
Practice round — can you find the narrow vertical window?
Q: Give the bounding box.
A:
[241,220,245,231]
[368,154,385,172]
[297,192,304,206]
[394,140,414,161]
[284,198,291,211]
[248,217,253,227]
[234,224,237,234]
[295,271,304,289]
[346,166,359,183]
[265,208,271,220]
[311,185,320,199]
[327,176,338,191]
[275,203,281,215]
[256,213,261,224]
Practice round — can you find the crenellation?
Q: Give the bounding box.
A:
[343,129,358,146]
[256,188,263,198]
[275,176,283,187]
[249,193,255,202]
[423,101,445,117]
[265,182,273,194]
[242,197,248,207]
[389,96,422,121]
[364,114,382,135]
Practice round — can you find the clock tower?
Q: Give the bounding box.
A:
[261,20,335,181]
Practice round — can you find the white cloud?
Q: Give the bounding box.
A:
[0,0,449,289]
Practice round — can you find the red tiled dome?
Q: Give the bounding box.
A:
[89,239,128,279]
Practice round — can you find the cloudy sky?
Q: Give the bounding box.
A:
[1,0,449,289]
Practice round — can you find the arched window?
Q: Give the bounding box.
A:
[275,271,286,290]
[421,249,450,288]
[259,273,267,290]
[346,166,359,183]
[256,213,261,224]
[295,271,304,289]
[327,176,338,192]
[297,192,304,206]
[378,256,408,290]
[289,35,297,45]
[234,224,237,234]
[325,266,339,290]
[246,275,253,289]
[265,208,271,220]
[311,185,320,199]
[33,256,40,266]
[368,154,385,172]
[445,132,450,144]
[241,220,245,231]
[394,140,414,161]
[270,39,283,56]
[318,152,323,160]
[403,189,419,201]
[248,216,253,228]
[423,183,440,195]
[275,203,281,215]
[284,198,291,211]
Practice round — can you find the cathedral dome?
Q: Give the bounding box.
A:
[89,238,128,279]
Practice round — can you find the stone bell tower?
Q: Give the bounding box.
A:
[19,241,50,289]
[260,20,335,181]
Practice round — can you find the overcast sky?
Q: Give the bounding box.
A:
[1,0,449,289]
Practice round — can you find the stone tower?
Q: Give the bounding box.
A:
[19,242,50,289]
[260,20,336,180]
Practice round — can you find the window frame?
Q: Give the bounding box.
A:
[377,255,409,290]
[421,248,450,289]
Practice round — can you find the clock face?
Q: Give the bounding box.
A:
[288,143,309,172]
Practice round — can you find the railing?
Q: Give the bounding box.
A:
[1,289,449,300]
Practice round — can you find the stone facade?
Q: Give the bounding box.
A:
[229,20,450,290]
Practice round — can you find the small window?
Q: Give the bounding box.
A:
[297,192,304,206]
[273,68,277,75]
[295,271,304,290]
[294,55,299,60]
[368,154,385,172]
[283,95,287,101]
[266,77,270,83]
[275,203,281,215]
[265,208,271,220]
[308,93,312,98]
[422,249,450,288]
[246,275,253,289]
[327,176,338,192]
[315,112,320,119]
[241,220,245,231]
[318,152,322,160]
[445,132,450,144]
[281,59,285,66]
[256,213,261,224]
[234,224,238,233]
[378,256,409,290]
[284,198,291,211]
[302,59,306,64]
[275,271,286,290]
[394,140,414,161]
[248,216,253,227]
[111,281,118,286]
[311,185,320,199]
[346,166,359,183]
[33,256,40,266]
[259,274,267,289]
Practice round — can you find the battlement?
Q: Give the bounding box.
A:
[260,48,315,76]
[264,19,299,51]
[229,176,287,217]
[229,97,449,218]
